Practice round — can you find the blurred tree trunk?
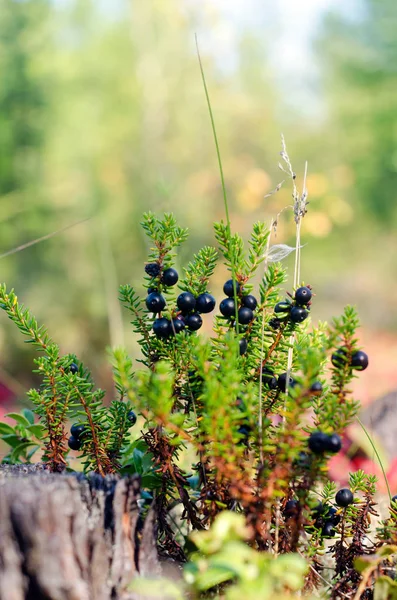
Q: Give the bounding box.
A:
[0,466,161,600]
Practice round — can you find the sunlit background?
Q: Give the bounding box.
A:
[1,0,397,428]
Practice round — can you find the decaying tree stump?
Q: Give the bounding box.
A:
[0,465,163,600]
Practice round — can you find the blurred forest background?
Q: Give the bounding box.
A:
[1,0,397,414]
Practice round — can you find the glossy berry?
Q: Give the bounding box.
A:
[68,435,81,451]
[351,350,369,371]
[70,363,78,374]
[70,423,85,439]
[295,286,312,305]
[310,381,323,395]
[242,295,257,310]
[322,521,336,538]
[223,279,240,297]
[146,292,166,313]
[161,268,179,287]
[147,287,158,294]
[284,500,300,518]
[274,301,291,314]
[277,372,295,392]
[335,488,354,507]
[326,506,341,525]
[152,317,170,338]
[238,307,254,325]
[169,318,185,335]
[196,293,216,314]
[325,433,342,454]
[290,306,308,323]
[331,348,350,368]
[185,313,203,331]
[220,298,236,317]
[308,431,330,454]
[127,410,137,426]
[262,368,278,390]
[145,263,160,278]
[239,338,248,355]
[177,292,196,314]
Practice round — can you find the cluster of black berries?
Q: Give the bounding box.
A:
[274,285,312,324]
[312,488,354,537]
[331,347,369,371]
[308,430,342,454]
[219,279,258,325]
[67,410,137,452]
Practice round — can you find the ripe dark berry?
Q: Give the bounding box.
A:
[269,317,281,329]
[169,318,185,335]
[239,338,248,355]
[310,381,323,395]
[262,368,278,390]
[196,293,216,314]
[242,295,257,310]
[185,313,203,331]
[325,433,342,453]
[177,292,196,314]
[290,306,308,323]
[145,292,166,313]
[161,268,179,287]
[325,506,341,525]
[274,301,291,314]
[68,435,81,451]
[351,350,369,371]
[220,298,236,317]
[147,287,158,294]
[308,431,330,454]
[322,520,336,538]
[238,307,254,325]
[69,363,78,374]
[312,502,325,518]
[392,495,397,503]
[331,348,350,368]
[145,263,161,277]
[127,410,137,426]
[152,317,170,338]
[295,286,312,305]
[277,372,296,392]
[284,500,300,518]
[70,423,85,439]
[223,279,240,297]
[335,488,354,507]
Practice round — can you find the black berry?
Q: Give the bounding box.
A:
[308,431,329,454]
[127,410,137,426]
[196,293,216,314]
[239,338,248,355]
[310,381,323,394]
[70,423,85,439]
[322,520,336,538]
[242,295,257,310]
[312,502,325,518]
[325,433,342,453]
[238,307,254,325]
[277,372,295,392]
[69,363,78,374]
[290,306,308,323]
[335,488,354,507]
[331,347,350,368]
[185,313,203,331]
[262,368,278,390]
[169,318,185,335]
[153,317,170,338]
[68,435,81,451]
[177,292,196,314]
[274,301,291,314]
[392,495,397,503]
[161,268,179,287]
[146,292,166,313]
[269,317,281,329]
[147,287,158,294]
[325,506,341,525]
[284,500,300,518]
[295,286,312,305]
[220,298,236,317]
[223,279,240,297]
[145,263,161,278]
[351,350,369,371]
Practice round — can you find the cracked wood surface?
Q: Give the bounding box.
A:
[0,465,161,600]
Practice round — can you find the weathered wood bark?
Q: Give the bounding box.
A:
[0,465,162,600]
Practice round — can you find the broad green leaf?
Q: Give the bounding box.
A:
[0,423,15,435]
[5,412,31,426]
[22,409,35,424]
